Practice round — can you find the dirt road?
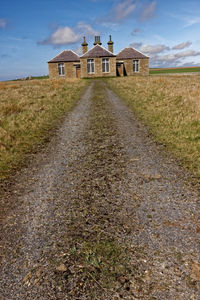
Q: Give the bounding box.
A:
[0,81,199,299]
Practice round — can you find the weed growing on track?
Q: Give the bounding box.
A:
[107,76,200,179]
[0,79,88,180]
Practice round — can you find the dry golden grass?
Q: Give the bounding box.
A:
[0,79,88,179]
[107,75,200,178]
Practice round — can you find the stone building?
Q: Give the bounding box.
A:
[48,36,149,79]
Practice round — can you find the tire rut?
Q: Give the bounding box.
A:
[106,85,200,299]
[0,83,93,299]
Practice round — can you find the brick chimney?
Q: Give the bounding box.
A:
[94,36,102,46]
[81,37,88,54]
[107,35,114,53]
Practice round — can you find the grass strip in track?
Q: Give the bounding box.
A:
[54,80,136,298]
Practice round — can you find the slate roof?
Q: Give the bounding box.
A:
[81,44,116,58]
[116,47,148,59]
[48,50,80,63]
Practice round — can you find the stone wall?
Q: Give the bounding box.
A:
[48,62,77,79]
[80,57,116,78]
[48,57,149,79]
[122,58,149,76]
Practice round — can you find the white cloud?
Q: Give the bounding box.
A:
[153,54,176,62]
[151,49,200,67]
[169,13,200,28]
[77,22,98,37]
[176,49,200,58]
[0,18,8,29]
[98,0,157,25]
[38,22,98,46]
[99,0,136,24]
[130,42,169,54]
[172,41,192,50]
[183,16,200,28]
[130,42,143,49]
[141,44,170,54]
[131,41,200,67]
[139,1,156,22]
[113,0,136,22]
[38,26,80,46]
[180,62,200,67]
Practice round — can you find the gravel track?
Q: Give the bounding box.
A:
[106,86,200,299]
[0,84,92,299]
[0,80,199,299]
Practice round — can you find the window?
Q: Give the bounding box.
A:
[58,63,65,76]
[87,59,95,74]
[133,60,139,72]
[102,58,110,73]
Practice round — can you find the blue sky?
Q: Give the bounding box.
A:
[1,0,200,80]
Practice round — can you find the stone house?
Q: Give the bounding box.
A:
[48,36,149,79]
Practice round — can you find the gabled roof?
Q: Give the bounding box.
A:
[48,50,80,63]
[81,44,116,58]
[116,47,149,59]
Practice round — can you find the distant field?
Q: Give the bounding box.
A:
[107,76,200,179]
[150,66,200,74]
[13,75,49,81]
[31,75,49,80]
[0,79,88,179]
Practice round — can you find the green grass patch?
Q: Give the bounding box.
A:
[150,67,200,74]
[71,239,130,289]
[31,75,49,80]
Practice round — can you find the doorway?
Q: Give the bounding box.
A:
[76,67,81,78]
[116,62,124,76]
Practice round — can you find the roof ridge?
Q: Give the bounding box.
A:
[48,49,80,63]
[69,49,80,58]
[99,44,116,56]
[80,44,116,58]
[116,47,149,59]
[130,46,149,58]
[80,44,99,58]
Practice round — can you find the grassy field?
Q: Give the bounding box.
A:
[30,75,49,80]
[150,66,200,74]
[0,79,88,180]
[107,76,200,179]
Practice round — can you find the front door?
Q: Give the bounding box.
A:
[116,63,123,76]
[76,67,81,78]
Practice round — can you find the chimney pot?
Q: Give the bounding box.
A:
[107,35,114,53]
[82,36,88,54]
[94,35,102,46]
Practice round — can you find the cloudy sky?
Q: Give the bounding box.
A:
[1,0,200,80]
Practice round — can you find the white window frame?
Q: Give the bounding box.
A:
[58,63,65,76]
[87,59,95,74]
[102,58,110,73]
[133,59,139,73]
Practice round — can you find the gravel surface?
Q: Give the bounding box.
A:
[0,80,199,299]
[106,86,200,299]
[0,84,92,299]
